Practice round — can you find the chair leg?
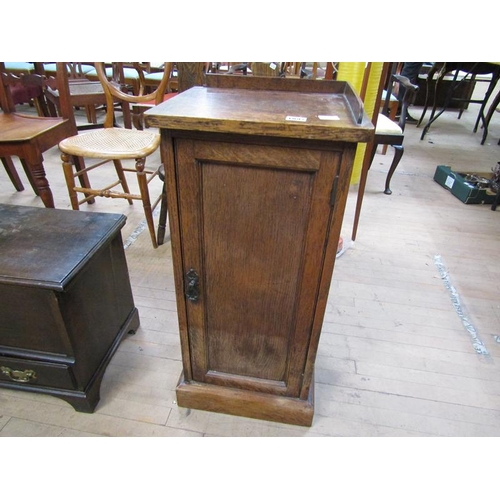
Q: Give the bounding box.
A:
[135,157,158,249]
[421,75,444,140]
[492,190,500,211]
[417,69,436,127]
[352,141,377,241]
[481,88,500,145]
[157,179,168,245]
[73,156,94,203]
[1,156,24,191]
[384,145,404,195]
[84,105,98,124]
[61,152,80,210]
[112,160,133,205]
[18,159,41,195]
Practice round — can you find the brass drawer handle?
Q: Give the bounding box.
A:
[0,366,37,383]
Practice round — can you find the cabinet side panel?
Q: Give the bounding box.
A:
[59,236,135,388]
[0,284,72,355]
[202,163,313,382]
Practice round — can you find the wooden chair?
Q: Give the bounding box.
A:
[43,62,95,78]
[209,62,248,74]
[351,71,419,241]
[249,62,283,77]
[131,63,208,131]
[1,70,49,191]
[0,62,85,206]
[3,69,50,116]
[140,63,178,93]
[379,89,399,154]
[43,63,129,130]
[155,62,208,245]
[86,63,142,96]
[58,62,173,249]
[45,62,137,129]
[370,73,419,194]
[297,62,328,79]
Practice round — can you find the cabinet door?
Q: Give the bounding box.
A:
[175,138,342,398]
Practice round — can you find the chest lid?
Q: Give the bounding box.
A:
[0,204,126,290]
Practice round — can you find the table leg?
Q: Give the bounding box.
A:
[417,66,439,127]
[473,73,499,135]
[420,71,459,140]
[492,190,500,211]
[481,86,500,145]
[22,153,55,208]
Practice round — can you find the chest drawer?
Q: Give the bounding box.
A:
[0,355,76,391]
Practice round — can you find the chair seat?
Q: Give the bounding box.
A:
[47,80,106,98]
[59,128,160,159]
[145,71,164,81]
[381,89,398,102]
[4,62,35,73]
[43,63,95,75]
[0,113,67,141]
[376,113,403,135]
[86,67,140,80]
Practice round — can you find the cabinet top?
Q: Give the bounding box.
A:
[0,204,126,290]
[145,77,374,142]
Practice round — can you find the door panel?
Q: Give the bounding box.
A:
[175,138,340,396]
[202,162,313,381]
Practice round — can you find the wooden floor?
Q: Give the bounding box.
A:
[1,85,499,438]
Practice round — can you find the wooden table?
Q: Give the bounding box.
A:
[0,204,139,412]
[419,62,500,142]
[145,75,373,426]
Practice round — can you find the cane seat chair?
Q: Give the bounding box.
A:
[151,63,210,245]
[58,62,173,249]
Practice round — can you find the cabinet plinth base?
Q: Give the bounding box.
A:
[176,373,314,427]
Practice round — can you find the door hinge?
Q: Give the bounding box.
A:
[330,174,339,208]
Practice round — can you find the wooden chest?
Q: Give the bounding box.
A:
[145,76,373,426]
[0,204,139,412]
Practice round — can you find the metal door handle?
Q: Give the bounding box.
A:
[185,268,200,302]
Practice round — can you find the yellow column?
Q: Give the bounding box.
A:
[338,62,384,184]
[337,62,366,94]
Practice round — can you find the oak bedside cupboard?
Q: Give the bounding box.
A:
[0,204,139,412]
[145,75,373,426]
